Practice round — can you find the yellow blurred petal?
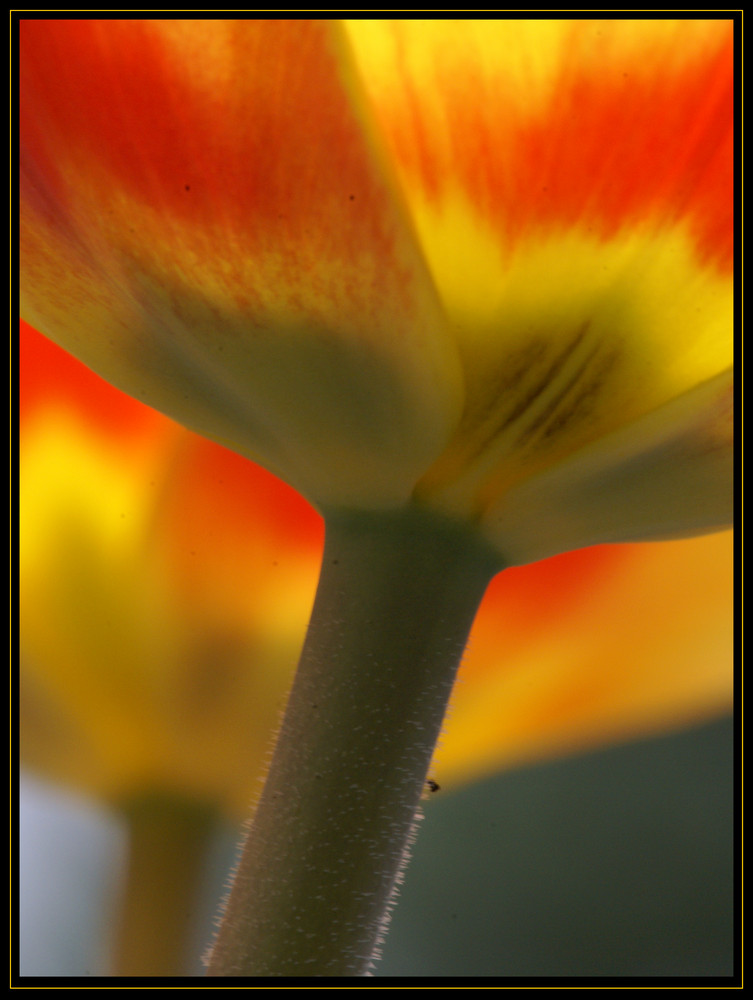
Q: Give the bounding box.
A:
[20,406,320,816]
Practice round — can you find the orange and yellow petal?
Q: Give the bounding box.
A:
[349,19,731,271]
[348,19,733,546]
[20,19,461,509]
[21,19,733,554]
[438,530,733,785]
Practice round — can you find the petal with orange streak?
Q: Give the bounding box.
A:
[348,19,733,537]
[20,19,461,509]
[438,531,733,785]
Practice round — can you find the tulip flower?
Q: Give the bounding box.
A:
[19,18,733,976]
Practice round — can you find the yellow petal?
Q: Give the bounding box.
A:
[20,391,321,817]
[486,368,732,564]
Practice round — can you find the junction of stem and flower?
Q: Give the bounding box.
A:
[207,505,502,977]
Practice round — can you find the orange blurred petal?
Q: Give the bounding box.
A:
[19,319,162,442]
[439,531,733,784]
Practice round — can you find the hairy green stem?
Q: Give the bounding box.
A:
[207,506,501,977]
